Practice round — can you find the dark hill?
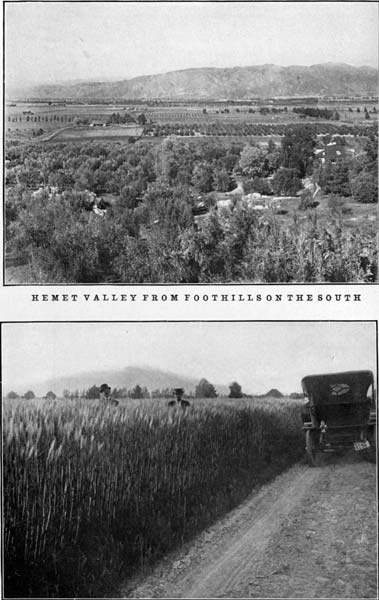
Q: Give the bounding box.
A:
[11,63,378,101]
[12,366,229,398]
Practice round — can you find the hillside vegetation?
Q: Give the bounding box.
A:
[3,396,303,598]
[5,124,378,283]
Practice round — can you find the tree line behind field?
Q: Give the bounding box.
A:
[6,379,291,401]
[5,123,377,283]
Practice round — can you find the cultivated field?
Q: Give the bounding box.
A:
[5,100,377,140]
[42,125,144,142]
[3,395,303,598]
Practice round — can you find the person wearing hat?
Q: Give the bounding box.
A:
[168,388,190,413]
[99,383,118,406]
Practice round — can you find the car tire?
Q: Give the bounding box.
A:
[364,429,377,463]
[306,430,321,467]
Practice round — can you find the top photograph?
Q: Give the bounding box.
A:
[4,1,378,285]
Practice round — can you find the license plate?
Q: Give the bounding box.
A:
[354,440,370,451]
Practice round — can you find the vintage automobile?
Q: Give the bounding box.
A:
[301,370,376,465]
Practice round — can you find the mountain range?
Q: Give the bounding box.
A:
[12,366,229,397]
[10,63,378,101]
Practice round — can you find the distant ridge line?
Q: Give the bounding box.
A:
[8,62,378,101]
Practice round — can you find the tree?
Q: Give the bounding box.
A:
[318,158,351,197]
[24,391,35,400]
[155,136,194,185]
[229,381,243,398]
[141,386,150,399]
[191,163,214,193]
[264,388,283,398]
[195,378,218,398]
[265,140,281,174]
[350,172,378,203]
[137,113,147,126]
[130,384,144,399]
[45,391,57,400]
[6,391,19,399]
[238,145,264,179]
[271,168,302,196]
[280,124,316,178]
[86,385,101,399]
[244,177,272,196]
[213,167,232,192]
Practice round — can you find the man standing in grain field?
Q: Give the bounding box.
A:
[99,383,119,406]
[168,388,190,418]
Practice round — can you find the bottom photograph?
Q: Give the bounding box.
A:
[2,321,377,599]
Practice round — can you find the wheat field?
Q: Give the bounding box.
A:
[3,395,303,598]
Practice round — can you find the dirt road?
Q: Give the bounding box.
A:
[120,454,377,599]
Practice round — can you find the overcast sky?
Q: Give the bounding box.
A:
[2,322,376,395]
[5,2,378,87]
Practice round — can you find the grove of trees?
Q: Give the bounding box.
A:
[195,379,218,398]
[5,123,377,283]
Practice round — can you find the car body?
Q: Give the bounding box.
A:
[301,370,376,465]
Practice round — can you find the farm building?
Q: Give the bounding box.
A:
[314,141,355,164]
[216,196,235,210]
[31,186,59,200]
[229,179,245,196]
[215,178,245,210]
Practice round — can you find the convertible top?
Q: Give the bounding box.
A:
[301,370,374,404]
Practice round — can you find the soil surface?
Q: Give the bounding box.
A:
[119,453,377,599]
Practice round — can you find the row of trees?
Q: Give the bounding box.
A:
[293,107,337,120]
[105,111,147,125]
[143,120,366,138]
[5,380,245,400]
[6,390,56,400]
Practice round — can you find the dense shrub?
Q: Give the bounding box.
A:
[350,172,378,204]
[8,198,377,283]
[272,167,302,195]
[5,133,377,283]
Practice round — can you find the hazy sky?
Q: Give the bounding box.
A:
[2,322,376,394]
[5,2,378,87]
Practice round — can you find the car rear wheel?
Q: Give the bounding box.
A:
[364,428,377,463]
[306,430,321,466]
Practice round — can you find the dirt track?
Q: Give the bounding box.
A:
[119,454,377,599]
